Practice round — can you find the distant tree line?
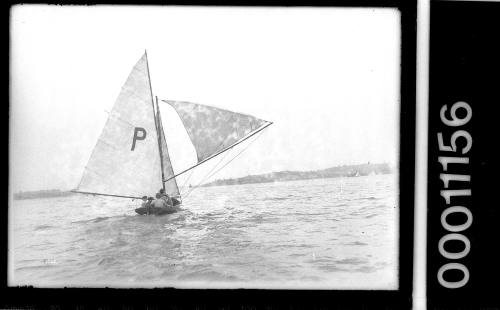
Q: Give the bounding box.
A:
[13,189,74,200]
[203,163,393,187]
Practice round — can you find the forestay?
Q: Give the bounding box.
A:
[163,100,268,162]
[76,54,163,198]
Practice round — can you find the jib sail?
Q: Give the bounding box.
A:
[156,99,180,197]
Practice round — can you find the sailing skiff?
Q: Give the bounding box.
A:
[72,52,272,215]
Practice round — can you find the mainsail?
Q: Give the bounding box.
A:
[76,54,163,198]
[162,100,268,163]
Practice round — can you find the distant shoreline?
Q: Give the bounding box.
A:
[13,189,74,200]
[14,163,394,199]
[201,163,394,187]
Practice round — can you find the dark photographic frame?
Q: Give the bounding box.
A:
[426,2,500,309]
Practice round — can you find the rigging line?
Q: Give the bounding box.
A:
[180,150,230,197]
[204,129,265,182]
[183,129,265,200]
[180,146,233,197]
[163,121,273,183]
[71,190,142,200]
[183,130,263,199]
[180,169,195,190]
[200,147,233,181]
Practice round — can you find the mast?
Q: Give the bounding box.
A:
[144,50,165,192]
[155,96,166,192]
[163,121,273,183]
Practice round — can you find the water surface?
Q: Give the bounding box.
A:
[9,174,398,289]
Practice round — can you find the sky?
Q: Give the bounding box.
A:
[10,5,400,192]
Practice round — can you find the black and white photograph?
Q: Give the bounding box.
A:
[9,5,402,291]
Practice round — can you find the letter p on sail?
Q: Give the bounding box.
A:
[131,127,147,151]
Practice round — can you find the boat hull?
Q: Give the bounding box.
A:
[135,206,179,215]
[135,198,182,216]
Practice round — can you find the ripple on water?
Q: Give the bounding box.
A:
[335,257,368,265]
[344,241,369,246]
[16,263,57,272]
[33,225,55,231]
[177,270,241,282]
[11,175,398,289]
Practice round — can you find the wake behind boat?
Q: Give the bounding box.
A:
[72,52,272,215]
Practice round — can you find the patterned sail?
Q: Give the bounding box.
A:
[162,100,268,162]
[76,54,163,198]
[162,100,266,162]
[156,104,180,197]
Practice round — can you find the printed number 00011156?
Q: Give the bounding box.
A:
[436,101,473,289]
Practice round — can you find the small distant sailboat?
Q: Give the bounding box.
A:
[72,52,272,215]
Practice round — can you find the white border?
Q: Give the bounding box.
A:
[414,0,430,309]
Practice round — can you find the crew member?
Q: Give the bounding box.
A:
[157,188,173,207]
